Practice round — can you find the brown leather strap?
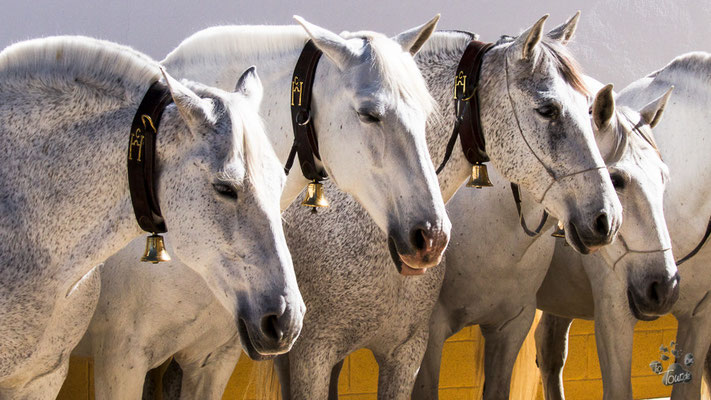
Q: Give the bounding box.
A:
[676,216,711,265]
[286,40,328,181]
[437,40,494,174]
[510,183,549,237]
[127,81,173,234]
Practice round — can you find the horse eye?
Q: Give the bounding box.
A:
[610,172,626,190]
[536,104,559,120]
[357,111,381,124]
[213,183,238,200]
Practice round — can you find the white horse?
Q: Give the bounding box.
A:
[162,16,452,269]
[75,13,622,400]
[0,36,299,398]
[536,52,711,400]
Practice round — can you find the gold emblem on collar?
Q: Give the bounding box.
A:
[128,115,156,162]
[291,76,304,106]
[454,71,467,99]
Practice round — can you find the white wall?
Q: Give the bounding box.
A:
[1,0,709,87]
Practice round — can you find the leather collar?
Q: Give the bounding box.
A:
[284,40,328,182]
[127,81,173,234]
[437,40,494,174]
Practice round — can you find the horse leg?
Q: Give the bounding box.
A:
[173,334,243,400]
[705,344,711,394]
[412,303,453,400]
[275,354,291,400]
[480,305,536,400]
[373,326,429,400]
[534,312,573,400]
[327,359,344,400]
[0,264,101,399]
[592,302,635,399]
[288,346,337,400]
[93,354,150,400]
[0,356,71,400]
[671,312,711,399]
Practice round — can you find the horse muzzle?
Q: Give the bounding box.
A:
[237,303,304,361]
[627,273,680,321]
[387,224,449,276]
[566,210,620,254]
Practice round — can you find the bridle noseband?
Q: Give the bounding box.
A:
[611,235,671,271]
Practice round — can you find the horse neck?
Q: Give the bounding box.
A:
[416,34,481,203]
[625,77,711,254]
[0,83,149,281]
[418,35,553,242]
[163,28,311,207]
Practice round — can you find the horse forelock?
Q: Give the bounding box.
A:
[538,39,589,97]
[0,36,161,99]
[224,100,282,201]
[496,35,589,97]
[354,33,438,120]
[607,107,662,164]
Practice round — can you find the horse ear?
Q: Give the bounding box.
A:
[511,14,549,60]
[235,66,263,111]
[294,16,356,70]
[547,11,580,45]
[391,14,440,55]
[640,86,674,128]
[593,84,615,130]
[161,68,212,128]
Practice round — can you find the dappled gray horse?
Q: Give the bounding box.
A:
[0,36,298,398]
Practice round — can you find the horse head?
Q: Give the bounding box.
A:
[158,67,304,359]
[294,17,451,274]
[480,13,622,254]
[591,83,679,320]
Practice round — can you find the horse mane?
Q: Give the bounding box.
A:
[418,30,480,56]
[0,36,161,100]
[164,25,436,117]
[605,106,662,164]
[162,25,308,66]
[648,51,711,88]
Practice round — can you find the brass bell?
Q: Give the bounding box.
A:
[551,220,566,238]
[301,181,329,208]
[466,163,493,188]
[141,234,171,264]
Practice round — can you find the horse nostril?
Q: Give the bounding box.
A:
[647,280,662,306]
[411,228,429,252]
[594,212,610,236]
[260,314,283,342]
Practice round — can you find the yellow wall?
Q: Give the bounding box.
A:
[59,315,680,400]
